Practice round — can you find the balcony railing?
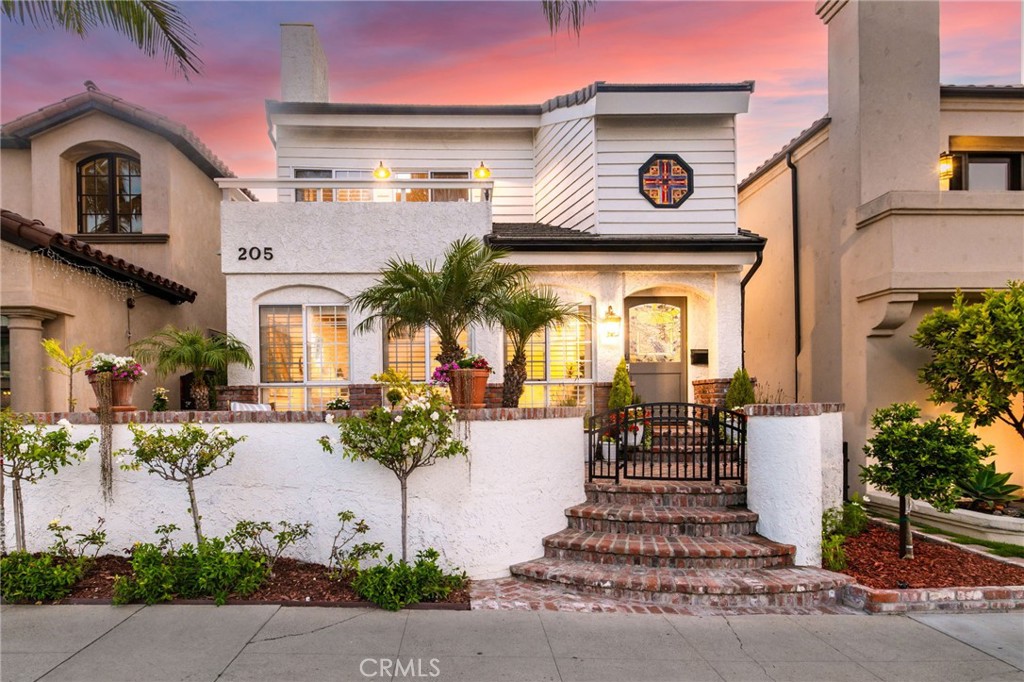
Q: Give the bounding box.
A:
[216,178,494,203]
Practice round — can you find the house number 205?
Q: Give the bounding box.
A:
[238,246,273,261]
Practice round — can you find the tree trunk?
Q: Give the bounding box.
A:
[191,378,210,411]
[899,494,913,559]
[12,477,25,552]
[501,353,528,408]
[67,375,75,412]
[1,469,7,555]
[187,479,203,544]
[399,475,408,563]
[435,337,466,366]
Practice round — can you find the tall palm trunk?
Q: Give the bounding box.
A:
[191,378,210,411]
[436,338,465,366]
[502,351,528,407]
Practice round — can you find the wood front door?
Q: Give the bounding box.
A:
[625,297,687,403]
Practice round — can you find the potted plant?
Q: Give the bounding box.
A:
[599,435,617,462]
[85,353,146,409]
[432,354,491,408]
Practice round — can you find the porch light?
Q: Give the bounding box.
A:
[601,306,622,339]
[938,152,955,181]
[373,161,392,180]
[473,162,492,180]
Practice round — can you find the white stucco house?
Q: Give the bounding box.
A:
[218,24,764,411]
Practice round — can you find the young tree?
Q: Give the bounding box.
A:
[130,327,253,410]
[320,387,468,561]
[860,403,990,559]
[724,367,755,410]
[497,288,584,407]
[607,359,633,410]
[41,339,93,411]
[913,282,1024,441]
[0,412,96,552]
[117,422,243,544]
[352,237,530,365]
[1,0,202,78]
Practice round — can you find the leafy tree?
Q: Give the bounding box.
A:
[607,359,633,410]
[0,411,96,552]
[860,403,990,559]
[1,0,202,78]
[320,387,468,561]
[41,338,93,411]
[724,367,755,410]
[913,282,1024,442]
[130,326,253,410]
[117,422,244,544]
[497,288,584,407]
[542,0,596,37]
[352,237,530,365]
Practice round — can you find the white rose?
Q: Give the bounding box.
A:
[409,436,422,447]
[325,413,335,424]
[18,443,28,453]
[430,411,439,421]
[394,415,402,423]
[57,418,72,428]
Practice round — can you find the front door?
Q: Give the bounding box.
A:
[624,297,687,403]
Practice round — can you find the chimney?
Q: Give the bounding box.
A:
[280,23,329,103]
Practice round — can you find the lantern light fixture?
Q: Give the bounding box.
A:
[473,162,492,180]
[938,152,955,181]
[373,161,392,180]
[601,305,623,339]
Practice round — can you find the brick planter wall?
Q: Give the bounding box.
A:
[214,385,258,411]
[692,378,731,407]
[843,584,1024,614]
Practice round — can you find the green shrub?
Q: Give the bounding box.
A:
[821,534,847,571]
[724,368,755,410]
[113,532,267,606]
[226,519,312,574]
[0,552,86,602]
[352,548,466,611]
[608,359,633,410]
[958,461,1023,511]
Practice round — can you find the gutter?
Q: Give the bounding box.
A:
[739,245,765,368]
[786,151,802,396]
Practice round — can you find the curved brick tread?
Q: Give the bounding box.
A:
[511,558,851,598]
[585,481,746,494]
[566,504,758,525]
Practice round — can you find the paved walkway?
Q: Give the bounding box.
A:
[2,605,1022,682]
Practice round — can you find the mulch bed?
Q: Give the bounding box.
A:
[842,524,1024,590]
[61,555,470,607]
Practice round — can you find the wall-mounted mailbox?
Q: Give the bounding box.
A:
[690,349,709,366]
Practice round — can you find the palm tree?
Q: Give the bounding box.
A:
[542,0,596,37]
[130,327,253,410]
[498,288,585,407]
[352,237,530,365]
[2,0,202,78]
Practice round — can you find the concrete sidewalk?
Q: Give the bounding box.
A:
[2,605,1022,682]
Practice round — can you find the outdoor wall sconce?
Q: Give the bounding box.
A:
[373,161,392,180]
[938,152,955,181]
[601,306,622,339]
[473,162,492,180]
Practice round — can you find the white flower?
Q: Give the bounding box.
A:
[18,443,28,453]
[430,411,439,421]
[325,414,335,424]
[862,496,871,503]
[409,436,422,447]
[50,517,61,526]
[57,418,72,428]
[116,456,126,465]
[394,415,402,423]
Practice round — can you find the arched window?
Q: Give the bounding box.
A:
[77,153,142,233]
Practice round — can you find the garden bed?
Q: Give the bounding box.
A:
[52,555,470,609]
[842,524,1024,589]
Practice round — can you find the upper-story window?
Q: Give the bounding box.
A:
[948,152,1023,191]
[77,153,142,233]
[293,168,470,203]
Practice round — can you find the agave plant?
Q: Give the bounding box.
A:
[958,462,1023,511]
[352,237,530,365]
[130,326,253,410]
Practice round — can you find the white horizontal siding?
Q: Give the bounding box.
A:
[276,128,534,222]
[533,118,596,231]
[595,116,739,235]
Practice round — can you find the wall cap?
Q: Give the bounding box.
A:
[742,403,844,417]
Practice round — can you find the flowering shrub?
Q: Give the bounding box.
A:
[86,353,146,382]
[151,387,170,411]
[0,518,107,603]
[430,354,492,384]
[117,422,245,544]
[320,386,467,561]
[325,396,351,411]
[0,411,96,552]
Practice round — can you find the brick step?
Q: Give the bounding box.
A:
[509,559,851,608]
[542,529,794,569]
[584,481,746,507]
[565,504,759,536]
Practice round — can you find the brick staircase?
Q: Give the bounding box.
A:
[509,480,851,609]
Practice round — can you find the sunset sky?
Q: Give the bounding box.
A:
[2,1,1020,181]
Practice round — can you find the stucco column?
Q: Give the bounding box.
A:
[6,312,49,412]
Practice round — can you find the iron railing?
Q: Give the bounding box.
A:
[586,403,747,484]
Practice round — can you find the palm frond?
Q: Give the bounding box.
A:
[541,0,596,38]
[497,288,587,356]
[130,326,252,378]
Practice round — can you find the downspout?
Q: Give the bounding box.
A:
[739,246,764,369]
[785,150,802,397]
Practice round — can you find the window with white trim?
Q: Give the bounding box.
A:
[386,327,470,382]
[258,304,349,409]
[293,168,470,202]
[507,305,593,408]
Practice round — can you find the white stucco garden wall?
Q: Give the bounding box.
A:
[3,415,585,579]
[743,404,845,567]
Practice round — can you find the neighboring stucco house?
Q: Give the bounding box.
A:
[217,24,764,411]
[739,1,1024,486]
[0,87,252,411]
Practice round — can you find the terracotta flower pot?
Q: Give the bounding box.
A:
[449,368,488,409]
[89,373,137,410]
